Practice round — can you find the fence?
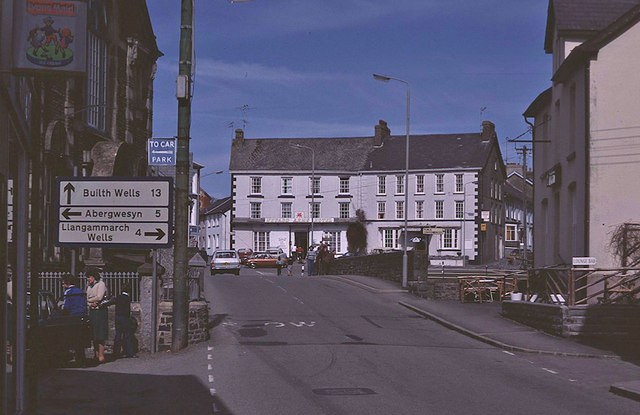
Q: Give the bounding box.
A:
[36,271,140,302]
[526,267,640,305]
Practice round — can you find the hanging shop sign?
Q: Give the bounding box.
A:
[13,0,87,74]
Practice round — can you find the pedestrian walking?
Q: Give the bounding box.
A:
[287,255,294,276]
[107,282,137,358]
[276,254,284,276]
[85,267,108,363]
[325,249,336,275]
[316,245,328,275]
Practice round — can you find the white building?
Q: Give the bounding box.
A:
[228,121,506,265]
[200,196,232,258]
[524,0,640,269]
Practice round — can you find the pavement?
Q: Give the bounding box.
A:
[322,273,640,402]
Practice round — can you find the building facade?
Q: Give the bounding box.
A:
[200,196,232,258]
[525,0,640,269]
[229,121,506,265]
[504,169,534,256]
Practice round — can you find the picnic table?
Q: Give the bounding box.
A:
[458,276,504,303]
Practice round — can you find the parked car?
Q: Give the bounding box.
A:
[266,247,284,256]
[27,290,92,368]
[237,248,253,265]
[246,253,280,268]
[211,249,241,275]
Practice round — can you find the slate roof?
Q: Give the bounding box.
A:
[229,133,495,173]
[544,0,640,52]
[201,196,232,216]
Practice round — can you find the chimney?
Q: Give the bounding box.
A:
[234,128,244,145]
[481,121,495,142]
[374,120,390,147]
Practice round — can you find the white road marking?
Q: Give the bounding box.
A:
[278,286,287,293]
[265,321,286,328]
[207,354,213,360]
[292,296,304,304]
[208,346,213,351]
[208,364,212,370]
[208,375,214,383]
[542,368,558,375]
[569,379,578,382]
[502,351,515,356]
[289,321,316,327]
[209,388,217,396]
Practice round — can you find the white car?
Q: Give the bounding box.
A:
[211,250,241,275]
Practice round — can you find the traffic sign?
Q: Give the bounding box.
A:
[148,138,177,166]
[55,177,173,248]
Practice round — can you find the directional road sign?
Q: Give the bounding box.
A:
[55,177,173,248]
[422,226,445,235]
[148,138,177,166]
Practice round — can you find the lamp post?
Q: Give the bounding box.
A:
[462,180,479,267]
[373,73,410,288]
[173,0,254,352]
[290,144,315,245]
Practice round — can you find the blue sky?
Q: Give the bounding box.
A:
[147,0,551,199]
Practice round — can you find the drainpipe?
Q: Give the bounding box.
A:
[524,115,535,266]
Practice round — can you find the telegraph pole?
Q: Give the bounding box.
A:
[172,0,193,351]
[516,146,529,269]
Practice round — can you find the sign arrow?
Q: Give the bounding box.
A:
[144,228,166,240]
[64,182,75,204]
[61,208,82,220]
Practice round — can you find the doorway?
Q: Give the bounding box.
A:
[295,231,308,257]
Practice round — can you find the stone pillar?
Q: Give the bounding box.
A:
[137,259,165,352]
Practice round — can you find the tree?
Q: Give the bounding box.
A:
[347,209,368,255]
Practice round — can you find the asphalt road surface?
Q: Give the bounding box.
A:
[203,266,640,415]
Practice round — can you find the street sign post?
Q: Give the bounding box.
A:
[148,138,177,166]
[7,179,12,242]
[55,177,173,248]
[573,257,597,267]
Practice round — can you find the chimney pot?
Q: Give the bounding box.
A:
[481,120,495,142]
[234,129,244,144]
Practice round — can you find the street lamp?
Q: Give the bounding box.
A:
[373,73,410,288]
[462,180,479,267]
[289,143,315,245]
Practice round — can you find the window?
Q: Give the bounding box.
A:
[455,201,464,219]
[339,177,350,194]
[435,201,444,219]
[415,200,424,219]
[490,179,494,198]
[435,174,444,193]
[310,202,320,219]
[253,231,270,251]
[377,176,386,195]
[382,229,400,249]
[455,174,463,193]
[396,201,404,219]
[310,177,320,194]
[251,177,262,194]
[396,175,405,194]
[250,202,261,219]
[323,231,341,253]
[281,177,292,194]
[506,224,517,241]
[416,175,424,193]
[339,202,350,219]
[281,202,292,219]
[377,202,386,219]
[441,229,459,249]
[87,31,107,130]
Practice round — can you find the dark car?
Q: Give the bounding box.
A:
[27,290,92,367]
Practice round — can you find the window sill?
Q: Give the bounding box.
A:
[248,194,264,198]
[278,195,295,199]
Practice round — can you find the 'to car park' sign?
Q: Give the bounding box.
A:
[55,177,173,248]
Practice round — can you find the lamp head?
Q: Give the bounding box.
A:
[373,73,391,82]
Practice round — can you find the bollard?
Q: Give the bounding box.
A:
[301,264,305,276]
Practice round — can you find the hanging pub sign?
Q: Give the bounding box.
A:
[13,0,87,74]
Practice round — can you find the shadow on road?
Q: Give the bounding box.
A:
[38,370,234,414]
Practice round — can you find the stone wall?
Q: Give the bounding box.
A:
[156,301,209,352]
[501,301,640,343]
[331,251,431,283]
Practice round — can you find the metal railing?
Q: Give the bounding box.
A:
[36,271,140,302]
[525,267,640,305]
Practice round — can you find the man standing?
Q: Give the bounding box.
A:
[61,275,86,316]
[306,245,316,276]
[111,283,136,358]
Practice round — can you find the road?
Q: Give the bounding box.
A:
[203,266,640,415]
